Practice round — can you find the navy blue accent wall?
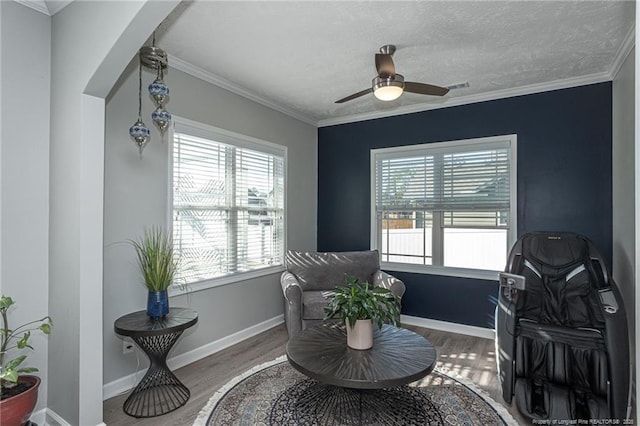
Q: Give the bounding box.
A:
[317,83,612,328]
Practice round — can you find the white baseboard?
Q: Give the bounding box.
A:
[41,408,72,426]
[33,404,106,425]
[30,408,48,426]
[67,313,488,420]
[103,314,284,400]
[42,408,107,426]
[401,314,496,340]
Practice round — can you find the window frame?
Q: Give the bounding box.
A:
[168,117,287,296]
[370,134,517,280]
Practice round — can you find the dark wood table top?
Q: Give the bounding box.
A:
[286,322,436,389]
[114,307,198,338]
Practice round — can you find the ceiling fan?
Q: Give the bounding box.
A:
[335,45,450,104]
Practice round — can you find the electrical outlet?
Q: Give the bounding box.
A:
[122,339,134,354]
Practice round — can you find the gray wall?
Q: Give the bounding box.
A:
[48,2,178,423]
[0,1,51,414]
[612,46,636,414]
[103,60,317,385]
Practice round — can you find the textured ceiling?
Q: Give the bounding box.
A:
[156,1,635,126]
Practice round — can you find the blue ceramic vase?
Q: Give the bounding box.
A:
[147,290,169,319]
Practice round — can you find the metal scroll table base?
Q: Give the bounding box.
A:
[122,332,190,418]
[276,381,441,425]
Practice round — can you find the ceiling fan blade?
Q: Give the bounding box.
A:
[375,53,396,77]
[335,88,373,104]
[404,82,450,96]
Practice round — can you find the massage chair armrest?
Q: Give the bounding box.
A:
[373,270,406,299]
[600,280,631,420]
[499,272,526,303]
[499,272,526,291]
[496,293,518,404]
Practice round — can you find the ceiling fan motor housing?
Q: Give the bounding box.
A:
[373,74,405,101]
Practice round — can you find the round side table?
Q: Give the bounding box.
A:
[114,307,198,418]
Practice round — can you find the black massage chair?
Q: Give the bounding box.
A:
[496,232,630,421]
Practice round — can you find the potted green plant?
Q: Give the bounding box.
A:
[0,296,52,426]
[324,276,400,350]
[130,226,179,319]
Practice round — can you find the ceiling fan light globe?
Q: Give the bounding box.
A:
[373,75,405,101]
[374,86,403,101]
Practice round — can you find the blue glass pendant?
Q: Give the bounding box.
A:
[129,119,150,155]
[152,107,171,135]
[148,78,169,107]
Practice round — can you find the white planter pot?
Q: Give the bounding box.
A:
[346,319,373,350]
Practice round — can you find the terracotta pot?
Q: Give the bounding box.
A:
[346,319,373,350]
[0,375,40,426]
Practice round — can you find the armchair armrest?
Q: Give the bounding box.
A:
[281,271,303,302]
[373,270,406,299]
[281,271,303,337]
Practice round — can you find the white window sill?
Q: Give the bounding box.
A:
[381,262,500,281]
[168,264,285,296]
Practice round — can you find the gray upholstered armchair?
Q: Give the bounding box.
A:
[280,250,406,338]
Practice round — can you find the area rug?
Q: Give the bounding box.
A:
[193,356,518,426]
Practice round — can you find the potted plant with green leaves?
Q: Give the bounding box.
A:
[130,226,179,319]
[324,276,400,350]
[0,296,52,426]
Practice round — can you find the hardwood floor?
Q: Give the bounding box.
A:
[103,324,528,425]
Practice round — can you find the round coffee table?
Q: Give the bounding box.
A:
[286,322,437,424]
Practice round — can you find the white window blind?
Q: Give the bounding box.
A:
[376,142,510,212]
[172,123,285,286]
[372,135,516,276]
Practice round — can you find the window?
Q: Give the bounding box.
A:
[171,119,286,289]
[371,135,516,279]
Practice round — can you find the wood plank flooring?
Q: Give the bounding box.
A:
[103,324,528,425]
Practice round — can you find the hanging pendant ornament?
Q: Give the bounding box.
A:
[152,106,171,134]
[129,118,150,155]
[129,61,150,157]
[149,67,169,107]
[149,78,169,106]
[129,32,171,155]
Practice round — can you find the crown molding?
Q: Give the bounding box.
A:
[610,23,636,81]
[46,0,72,15]
[14,0,50,15]
[14,0,72,16]
[169,55,317,126]
[318,71,612,127]
[171,44,628,129]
